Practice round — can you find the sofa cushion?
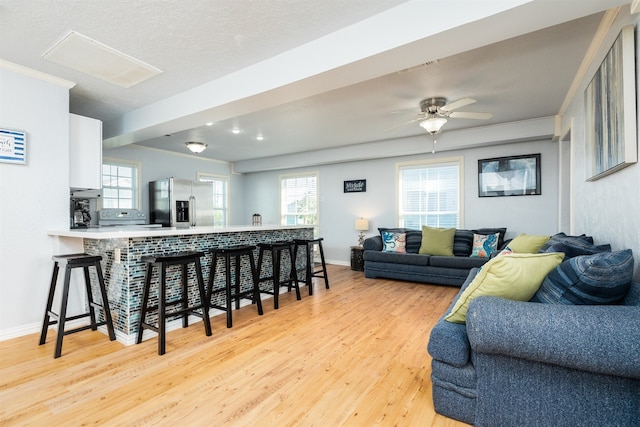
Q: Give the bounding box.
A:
[419,226,455,256]
[363,235,383,251]
[428,268,479,367]
[429,256,488,269]
[470,233,499,258]
[363,250,431,266]
[381,230,406,253]
[473,227,507,249]
[445,252,565,323]
[508,233,550,253]
[378,228,422,253]
[453,229,474,257]
[538,232,593,252]
[531,249,634,305]
[539,236,611,259]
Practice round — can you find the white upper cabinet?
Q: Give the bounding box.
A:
[69,113,102,190]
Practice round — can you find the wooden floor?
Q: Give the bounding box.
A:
[0,265,469,426]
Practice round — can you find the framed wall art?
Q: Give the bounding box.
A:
[0,128,26,165]
[344,179,366,193]
[478,154,541,197]
[584,24,637,181]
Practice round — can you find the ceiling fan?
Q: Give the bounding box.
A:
[391,97,493,153]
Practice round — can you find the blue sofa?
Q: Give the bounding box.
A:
[363,227,507,286]
[428,267,640,426]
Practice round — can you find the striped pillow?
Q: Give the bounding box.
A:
[531,249,634,304]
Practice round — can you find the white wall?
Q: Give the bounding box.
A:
[243,139,559,264]
[103,144,247,225]
[0,67,74,338]
[561,7,640,281]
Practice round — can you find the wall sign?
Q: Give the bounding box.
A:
[0,128,26,165]
[344,179,366,193]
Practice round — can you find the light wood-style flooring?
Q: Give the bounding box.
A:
[0,265,468,426]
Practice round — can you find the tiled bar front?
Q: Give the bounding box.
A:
[82,227,313,342]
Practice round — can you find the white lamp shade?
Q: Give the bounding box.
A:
[185,141,207,153]
[419,117,447,134]
[355,218,369,231]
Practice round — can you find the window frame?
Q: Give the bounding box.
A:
[395,157,464,229]
[101,157,141,210]
[279,171,319,234]
[196,172,229,227]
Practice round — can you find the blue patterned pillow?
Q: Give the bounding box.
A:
[470,233,499,258]
[378,228,421,253]
[539,237,611,259]
[381,231,406,253]
[531,249,634,304]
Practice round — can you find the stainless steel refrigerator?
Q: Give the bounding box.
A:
[149,178,214,227]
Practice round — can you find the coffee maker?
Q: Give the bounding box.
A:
[70,189,101,228]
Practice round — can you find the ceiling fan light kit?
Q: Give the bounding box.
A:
[420,117,447,134]
[185,141,207,153]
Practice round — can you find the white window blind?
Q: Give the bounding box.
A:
[102,161,139,209]
[280,173,318,227]
[197,173,228,227]
[398,161,461,228]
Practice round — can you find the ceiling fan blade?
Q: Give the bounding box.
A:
[383,117,423,132]
[441,98,476,112]
[449,111,493,120]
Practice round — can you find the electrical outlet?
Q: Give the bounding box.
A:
[114,248,121,264]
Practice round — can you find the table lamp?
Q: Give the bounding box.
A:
[355,218,369,246]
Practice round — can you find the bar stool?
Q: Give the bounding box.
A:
[208,245,263,328]
[39,253,116,358]
[293,238,329,295]
[136,251,212,355]
[256,241,301,309]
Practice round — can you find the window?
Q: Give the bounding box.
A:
[280,172,318,228]
[398,159,462,229]
[197,173,228,227]
[102,160,140,209]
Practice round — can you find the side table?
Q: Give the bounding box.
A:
[350,246,365,271]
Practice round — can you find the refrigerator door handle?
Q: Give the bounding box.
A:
[189,194,196,227]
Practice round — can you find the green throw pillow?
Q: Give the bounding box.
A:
[419,226,455,256]
[509,233,551,253]
[445,252,565,323]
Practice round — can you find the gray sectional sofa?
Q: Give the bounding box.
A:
[427,234,640,426]
[362,227,507,286]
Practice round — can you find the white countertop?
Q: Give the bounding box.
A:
[48,225,311,239]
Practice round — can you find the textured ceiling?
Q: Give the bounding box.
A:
[0,0,627,169]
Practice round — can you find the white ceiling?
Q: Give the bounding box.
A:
[0,0,630,170]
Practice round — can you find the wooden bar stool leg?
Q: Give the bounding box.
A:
[224,252,233,328]
[273,247,281,310]
[181,263,189,328]
[305,243,313,295]
[158,262,167,356]
[136,263,152,345]
[54,266,73,359]
[234,254,242,310]
[194,257,212,336]
[94,260,116,340]
[318,241,329,289]
[39,262,59,345]
[83,266,98,331]
[288,246,301,300]
[248,252,263,315]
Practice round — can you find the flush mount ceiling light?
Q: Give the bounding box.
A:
[185,142,207,153]
[42,31,163,88]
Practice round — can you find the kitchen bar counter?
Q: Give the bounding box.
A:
[48,225,314,344]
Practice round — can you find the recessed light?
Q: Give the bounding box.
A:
[232,128,240,134]
[206,122,213,126]
[256,135,264,141]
